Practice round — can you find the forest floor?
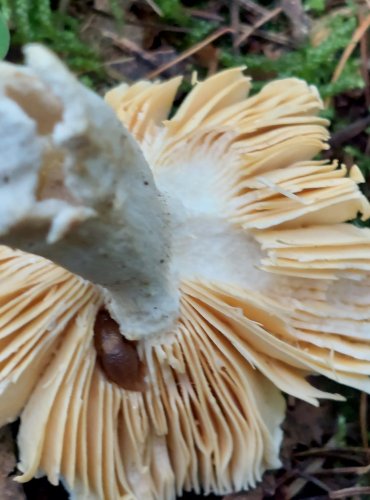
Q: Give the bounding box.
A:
[1,0,370,499]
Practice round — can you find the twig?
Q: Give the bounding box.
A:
[144,0,163,16]
[145,27,233,79]
[295,446,370,457]
[281,0,310,43]
[253,28,293,46]
[360,392,369,452]
[330,486,370,498]
[284,458,325,498]
[298,470,331,493]
[359,11,370,107]
[125,20,190,34]
[104,56,135,67]
[314,463,370,475]
[235,7,283,47]
[329,115,370,150]
[185,9,224,22]
[331,13,370,83]
[231,0,241,48]
[103,32,159,69]
[238,0,270,17]
[80,13,95,34]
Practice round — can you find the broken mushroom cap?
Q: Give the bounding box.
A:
[0,46,370,500]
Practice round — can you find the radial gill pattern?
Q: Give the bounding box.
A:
[0,69,370,499]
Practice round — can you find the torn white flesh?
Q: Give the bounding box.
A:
[0,45,179,340]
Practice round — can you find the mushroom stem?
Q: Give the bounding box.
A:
[0,45,179,340]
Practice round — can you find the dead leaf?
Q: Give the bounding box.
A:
[283,399,337,451]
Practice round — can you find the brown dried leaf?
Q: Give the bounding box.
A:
[283,399,337,451]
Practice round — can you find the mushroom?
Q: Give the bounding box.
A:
[0,45,370,499]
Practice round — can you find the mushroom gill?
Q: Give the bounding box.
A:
[0,46,369,500]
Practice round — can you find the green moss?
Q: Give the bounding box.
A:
[1,0,103,84]
[155,0,217,44]
[0,8,9,58]
[155,0,186,24]
[334,414,347,447]
[220,13,363,98]
[108,0,124,26]
[304,0,326,14]
[184,19,217,45]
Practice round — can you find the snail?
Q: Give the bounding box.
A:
[93,309,146,392]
